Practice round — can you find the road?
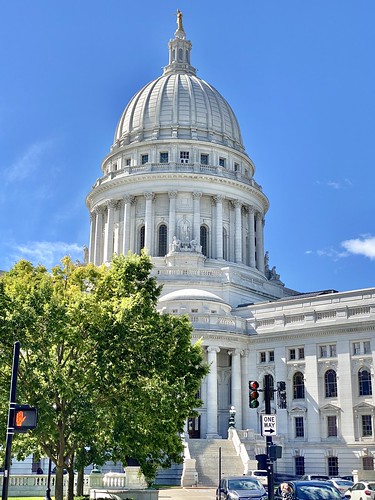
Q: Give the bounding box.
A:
[158,487,216,500]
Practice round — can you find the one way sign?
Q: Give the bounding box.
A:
[261,414,277,436]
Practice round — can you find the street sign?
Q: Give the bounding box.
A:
[261,414,277,436]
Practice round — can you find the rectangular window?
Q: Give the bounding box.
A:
[320,345,328,358]
[327,416,337,437]
[160,152,169,163]
[295,417,304,437]
[141,154,149,165]
[180,151,189,163]
[363,341,371,354]
[269,351,275,362]
[200,154,209,165]
[362,415,373,437]
[289,349,296,360]
[234,162,240,172]
[363,456,374,470]
[260,352,266,363]
[219,157,226,167]
[295,456,305,476]
[329,344,337,357]
[328,456,338,477]
[298,347,305,359]
[353,342,361,355]
[125,158,131,166]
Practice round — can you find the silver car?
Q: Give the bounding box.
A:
[217,476,268,500]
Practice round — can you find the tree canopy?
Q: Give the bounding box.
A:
[0,254,208,500]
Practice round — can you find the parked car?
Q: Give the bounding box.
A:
[328,478,354,495]
[217,476,268,500]
[345,481,375,499]
[300,474,330,481]
[274,480,343,499]
[248,469,268,487]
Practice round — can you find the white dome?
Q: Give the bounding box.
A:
[112,24,244,152]
[159,288,227,305]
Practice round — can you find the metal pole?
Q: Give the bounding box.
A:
[45,458,52,500]
[217,446,222,499]
[2,342,20,500]
[265,374,274,500]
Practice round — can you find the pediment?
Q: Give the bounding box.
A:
[319,403,342,413]
[353,402,375,412]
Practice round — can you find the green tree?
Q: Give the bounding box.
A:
[0,254,208,500]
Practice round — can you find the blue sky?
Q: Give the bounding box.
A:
[1,1,375,294]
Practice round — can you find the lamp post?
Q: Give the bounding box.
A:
[228,406,236,428]
[45,458,52,500]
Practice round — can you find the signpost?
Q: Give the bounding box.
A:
[261,414,277,436]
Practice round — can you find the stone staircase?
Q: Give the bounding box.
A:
[187,439,245,487]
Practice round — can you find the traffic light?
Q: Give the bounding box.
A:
[13,405,38,433]
[269,444,282,461]
[249,380,260,408]
[277,381,287,409]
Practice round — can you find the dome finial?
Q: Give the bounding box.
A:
[176,9,184,32]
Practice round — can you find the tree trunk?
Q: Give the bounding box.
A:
[67,467,75,500]
[76,468,84,496]
[55,466,65,500]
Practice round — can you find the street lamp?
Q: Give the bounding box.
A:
[228,406,236,428]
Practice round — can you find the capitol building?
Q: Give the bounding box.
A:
[85,13,374,482]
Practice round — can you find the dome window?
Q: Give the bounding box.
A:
[234,162,240,172]
[180,151,190,163]
[160,152,169,163]
[200,154,209,165]
[125,158,131,166]
[141,154,149,165]
[219,157,226,168]
[158,224,168,256]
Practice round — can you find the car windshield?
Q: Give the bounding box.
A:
[335,480,353,487]
[296,484,342,499]
[228,479,259,490]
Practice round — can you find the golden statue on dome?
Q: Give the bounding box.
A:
[176,9,184,31]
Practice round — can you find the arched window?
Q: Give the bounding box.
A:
[178,48,183,62]
[158,224,167,256]
[359,368,372,396]
[293,372,305,399]
[138,225,145,255]
[200,225,208,257]
[325,369,337,398]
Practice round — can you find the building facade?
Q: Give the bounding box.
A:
[86,15,375,478]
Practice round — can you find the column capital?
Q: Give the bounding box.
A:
[168,191,178,199]
[248,206,255,215]
[232,199,242,209]
[93,204,104,215]
[144,192,155,201]
[228,348,244,357]
[106,199,118,209]
[193,191,202,200]
[213,194,224,204]
[207,346,220,354]
[123,195,135,205]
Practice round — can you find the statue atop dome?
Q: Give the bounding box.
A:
[176,9,184,31]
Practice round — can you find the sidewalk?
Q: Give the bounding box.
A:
[158,487,217,500]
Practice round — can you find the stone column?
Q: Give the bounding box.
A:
[229,349,242,430]
[122,195,135,255]
[88,211,95,263]
[93,205,104,266]
[255,212,265,272]
[193,192,202,245]
[206,346,220,438]
[234,200,242,263]
[103,200,117,263]
[168,191,177,246]
[214,195,224,259]
[248,207,256,268]
[144,192,154,253]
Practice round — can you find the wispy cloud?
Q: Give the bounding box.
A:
[316,178,352,190]
[6,241,84,270]
[341,235,375,260]
[316,247,348,261]
[5,141,52,183]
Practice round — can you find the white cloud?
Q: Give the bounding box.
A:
[9,241,84,269]
[316,179,352,190]
[341,235,375,260]
[316,247,348,261]
[5,141,51,183]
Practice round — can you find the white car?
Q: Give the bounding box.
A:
[346,481,375,499]
[248,470,268,487]
[328,478,354,495]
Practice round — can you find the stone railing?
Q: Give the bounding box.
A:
[0,469,147,497]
